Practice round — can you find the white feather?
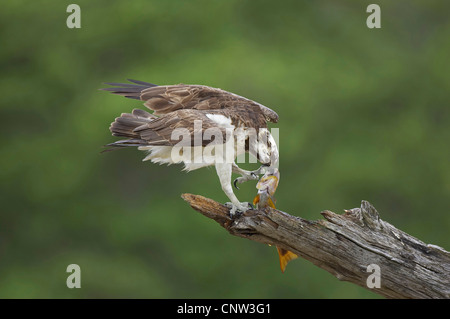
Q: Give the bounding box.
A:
[139,146,175,164]
[206,113,234,128]
[138,145,226,172]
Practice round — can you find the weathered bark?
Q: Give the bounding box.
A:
[181,193,450,299]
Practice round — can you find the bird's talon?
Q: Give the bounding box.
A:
[225,202,252,218]
[233,172,259,190]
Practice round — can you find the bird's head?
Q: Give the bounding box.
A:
[255,128,279,169]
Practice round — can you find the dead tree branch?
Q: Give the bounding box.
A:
[181,193,450,299]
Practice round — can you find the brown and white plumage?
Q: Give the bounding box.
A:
[102,79,279,215]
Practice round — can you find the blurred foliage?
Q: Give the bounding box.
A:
[0,0,449,298]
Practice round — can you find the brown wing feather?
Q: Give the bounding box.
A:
[141,85,222,114]
[108,109,231,148]
[134,109,229,147]
[101,80,278,123]
[100,79,158,100]
[102,80,279,146]
[140,85,279,123]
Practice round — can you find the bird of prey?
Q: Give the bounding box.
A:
[101,79,279,216]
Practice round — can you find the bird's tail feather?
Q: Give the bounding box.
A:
[103,108,157,152]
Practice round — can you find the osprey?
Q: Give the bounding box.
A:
[102,79,279,215]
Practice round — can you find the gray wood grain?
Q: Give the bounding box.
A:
[182,193,450,299]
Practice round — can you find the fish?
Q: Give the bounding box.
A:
[252,168,298,273]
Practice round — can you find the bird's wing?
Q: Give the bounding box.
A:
[108,109,231,148]
[100,79,158,100]
[101,80,279,123]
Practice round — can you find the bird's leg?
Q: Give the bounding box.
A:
[250,164,270,176]
[216,163,253,217]
[232,163,271,189]
[232,163,260,189]
[232,162,257,176]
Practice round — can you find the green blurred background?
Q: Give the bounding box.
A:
[0,0,449,298]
